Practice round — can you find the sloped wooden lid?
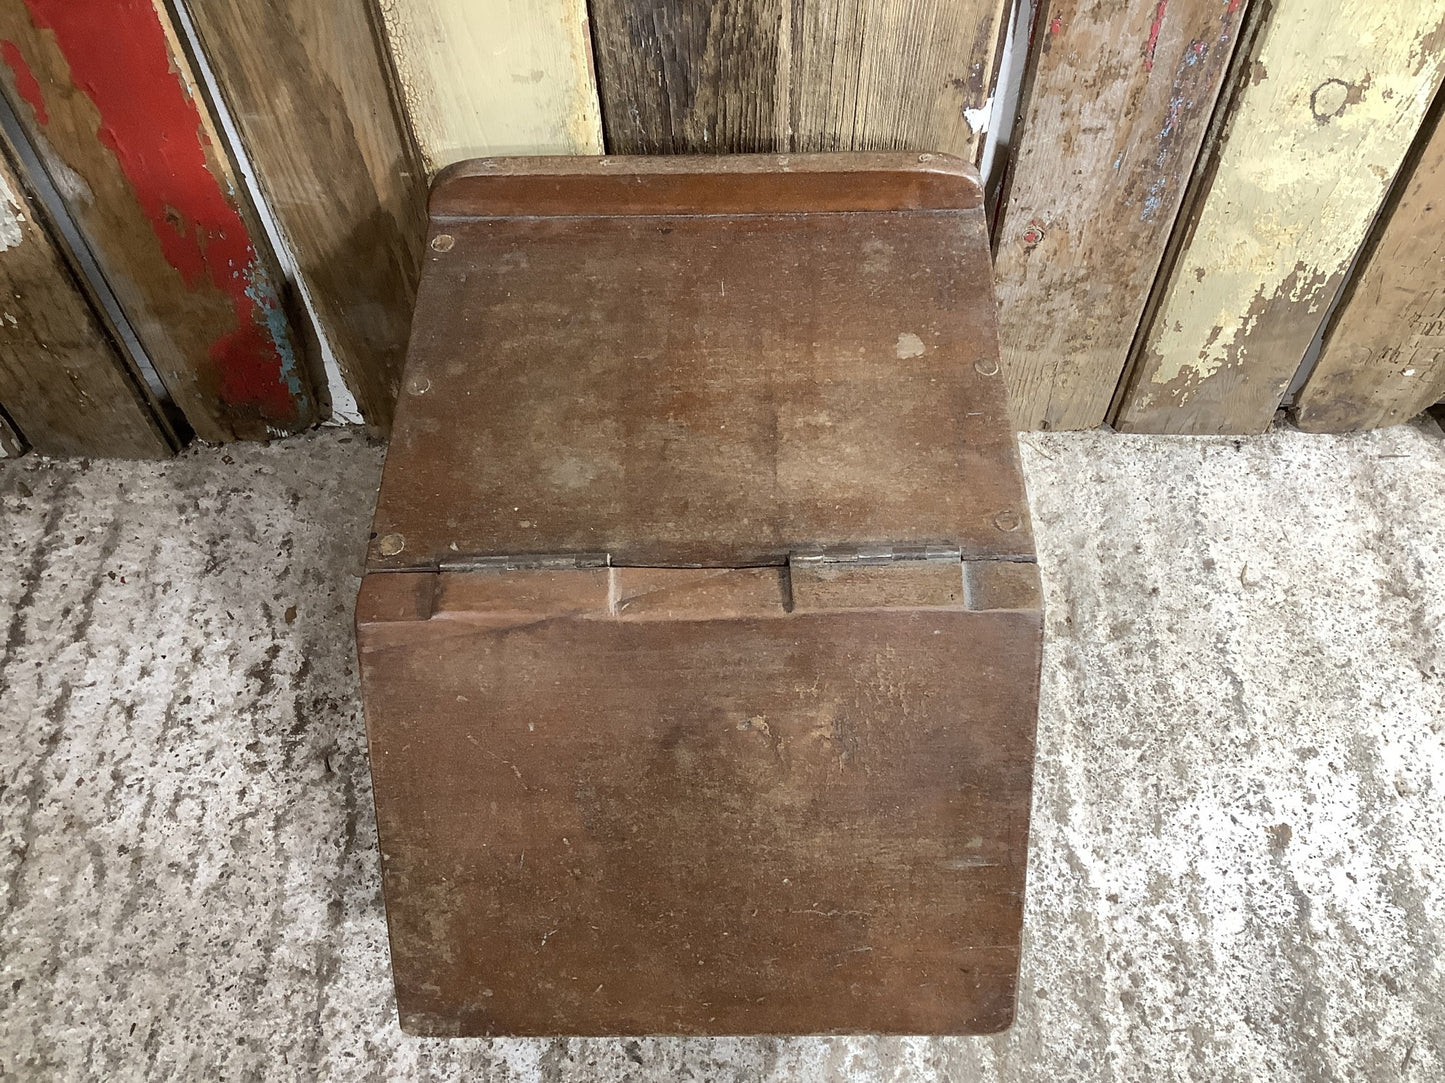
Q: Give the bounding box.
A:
[369,153,1032,570]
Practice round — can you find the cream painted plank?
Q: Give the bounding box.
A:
[377,0,603,173]
[1294,97,1445,431]
[1115,0,1445,434]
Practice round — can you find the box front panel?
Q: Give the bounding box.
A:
[358,573,1041,1036]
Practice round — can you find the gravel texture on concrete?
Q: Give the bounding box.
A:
[0,423,1442,1081]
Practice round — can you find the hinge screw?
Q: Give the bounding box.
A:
[431,234,455,253]
[377,533,406,556]
[993,509,1022,532]
[975,357,1001,376]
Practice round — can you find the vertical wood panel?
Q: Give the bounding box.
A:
[993,0,1251,431]
[376,0,603,172]
[176,0,427,430]
[0,142,170,458]
[589,0,1008,159]
[1114,0,1445,434]
[1293,93,1445,431]
[0,0,317,442]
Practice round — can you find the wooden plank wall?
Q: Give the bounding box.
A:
[175,0,428,430]
[0,135,170,458]
[1114,0,1445,433]
[1294,88,1445,431]
[588,0,1009,159]
[993,0,1252,431]
[0,0,318,443]
[4,0,1445,451]
[375,0,603,173]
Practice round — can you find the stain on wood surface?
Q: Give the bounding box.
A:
[589,0,1008,158]
[1294,91,1445,430]
[176,0,427,431]
[1115,0,1445,434]
[0,0,316,442]
[993,0,1250,431]
[0,140,170,458]
[376,0,603,172]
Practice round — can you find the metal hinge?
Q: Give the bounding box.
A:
[788,544,961,567]
[437,552,611,572]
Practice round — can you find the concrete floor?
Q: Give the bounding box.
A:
[0,423,1442,1081]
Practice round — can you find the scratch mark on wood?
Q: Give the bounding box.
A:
[1145,0,1170,71]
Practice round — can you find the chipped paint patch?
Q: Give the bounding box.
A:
[894,332,926,359]
[1144,0,1170,71]
[1,40,48,125]
[0,170,25,252]
[242,265,304,401]
[964,96,993,136]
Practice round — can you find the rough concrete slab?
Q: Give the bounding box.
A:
[0,423,1442,1081]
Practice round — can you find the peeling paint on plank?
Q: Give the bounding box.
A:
[994,0,1249,431]
[0,41,46,124]
[1117,0,1445,434]
[0,169,24,252]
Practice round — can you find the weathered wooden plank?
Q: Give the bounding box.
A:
[1115,0,1445,434]
[1293,92,1445,431]
[993,0,1251,431]
[0,142,170,458]
[589,0,1008,158]
[375,0,603,172]
[178,0,428,429]
[0,408,22,456]
[0,0,317,442]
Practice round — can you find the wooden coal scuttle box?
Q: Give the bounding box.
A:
[356,154,1042,1036]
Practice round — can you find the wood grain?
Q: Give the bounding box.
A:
[0,142,169,458]
[1293,94,1445,430]
[993,0,1251,431]
[589,0,1008,158]
[177,0,427,430]
[358,568,1040,1035]
[370,155,1031,571]
[1115,0,1445,434]
[375,0,603,172]
[0,0,317,442]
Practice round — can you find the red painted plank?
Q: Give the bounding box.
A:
[0,0,311,435]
